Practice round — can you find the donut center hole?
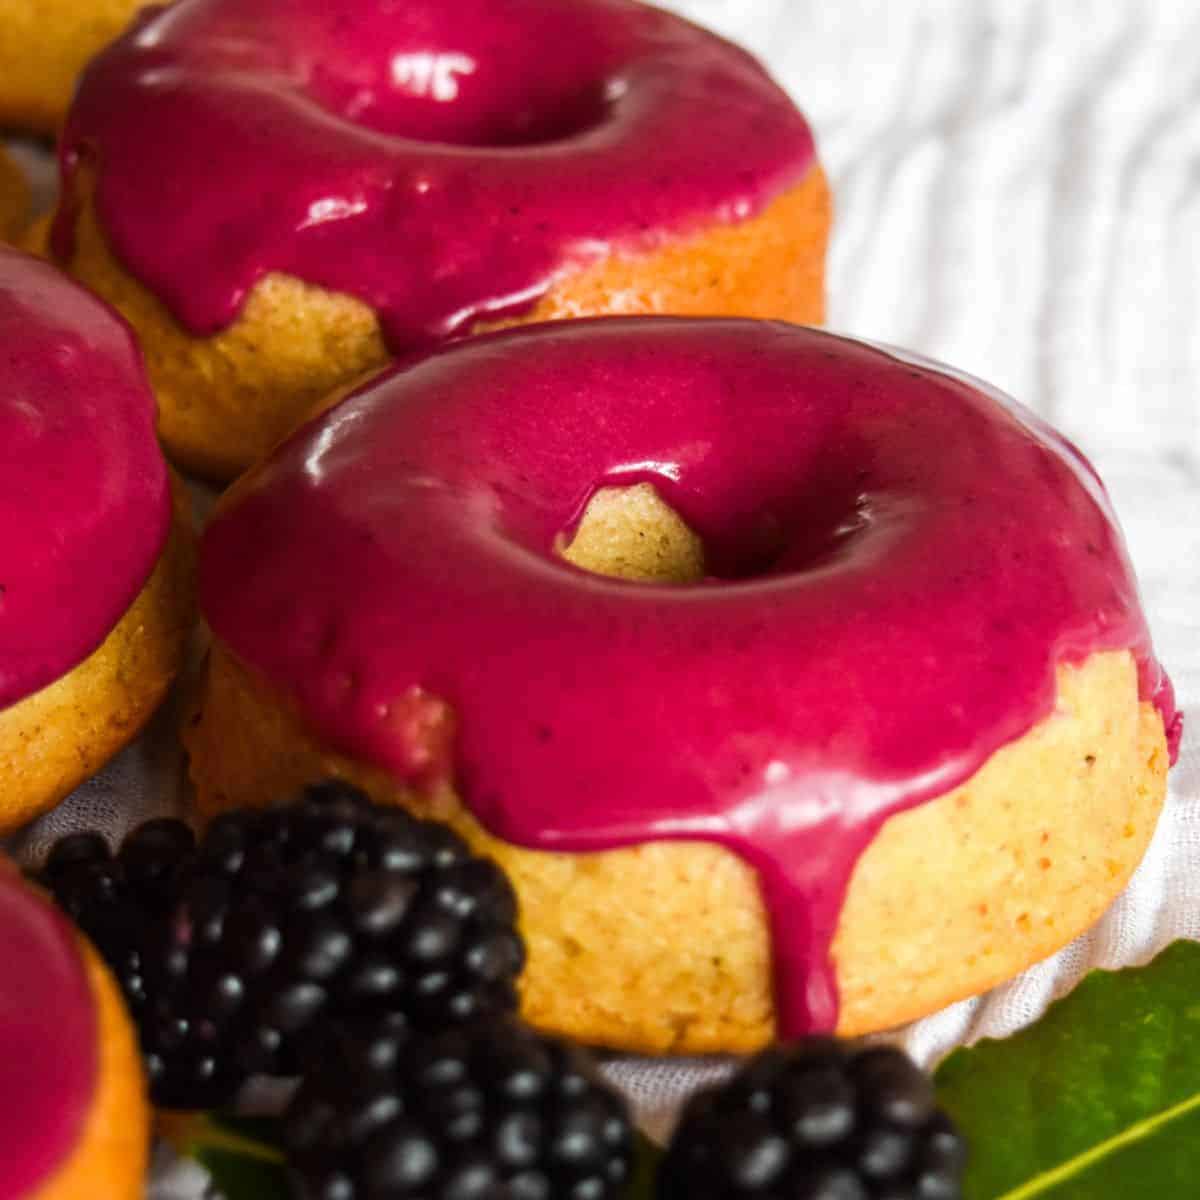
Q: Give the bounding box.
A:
[312,52,616,147]
[559,483,872,584]
[560,484,707,584]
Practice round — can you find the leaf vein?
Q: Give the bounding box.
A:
[997,1090,1200,1199]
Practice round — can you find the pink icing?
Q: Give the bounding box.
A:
[52,0,815,350]
[199,319,1179,1035]
[0,867,96,1195]
[0,246,170,711]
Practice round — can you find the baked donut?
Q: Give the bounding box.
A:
[0,859,148,1198]
[0,145,29,243]
[51,0,830,480]
[0,246,193,834]
[186,318,1178,1053]
[0,0,144,135]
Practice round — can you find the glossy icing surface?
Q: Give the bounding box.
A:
[0,866,96,1194]
[0,246,170,710]
[201,319,1178,1034]
[53,0,815,350]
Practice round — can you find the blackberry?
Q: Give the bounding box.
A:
[283,1015,634,1200]
[659,1040,966,1200]
[36,782,525,1110]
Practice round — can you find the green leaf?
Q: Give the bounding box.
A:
[176,1113,289,1200]
[196,1145,290,1200]
[935,940,1200,1198]
[206,1114,289,1146]
[628,1131,663,1200]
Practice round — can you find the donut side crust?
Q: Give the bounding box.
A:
[0,495,194,835]
[31,936,149,1200]
[60,165,831,481]
[19,212,53,259]
[0,0,145,135]
[183,641,1168,1053]
[0,145,30,244]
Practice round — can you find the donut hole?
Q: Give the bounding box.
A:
[560,483,706,584]
[334,66,614,147]
[305,20,620,149]
[559,482,870,585]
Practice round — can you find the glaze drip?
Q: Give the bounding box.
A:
[0,246,170,710]
[0,866,96,1194]
[53,0,815,350]
[200,319,1177,1034]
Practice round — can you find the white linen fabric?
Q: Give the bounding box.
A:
[7,0,1199,1187]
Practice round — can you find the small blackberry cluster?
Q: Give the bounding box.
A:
[659,1039,966,1200]
[38,781,525,1109]
[284,1016,634,1200]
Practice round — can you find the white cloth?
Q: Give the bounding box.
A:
[8,0,1200,1186]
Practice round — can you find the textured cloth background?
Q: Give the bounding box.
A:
[8,0,1200,1188]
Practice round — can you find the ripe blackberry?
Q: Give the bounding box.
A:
[283,1015,634,1200]
[36,782,525,1110]
[659,1040,966,1200]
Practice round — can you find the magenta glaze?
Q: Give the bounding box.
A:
[200,319,1178,1035]
[0,246,170,710]
[0,868,96,1194]
[53,0,815,350]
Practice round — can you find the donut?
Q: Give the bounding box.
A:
[51,0,830,480]
[0,859,148,1198]
[0,145,30,243]
[0,0,144,134]
[0,246,193,834]
[186,317,1178,1052]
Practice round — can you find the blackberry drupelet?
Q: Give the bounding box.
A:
[36,781,526,1110]
[659,1040,966,1200]
[283,1015,634,1200]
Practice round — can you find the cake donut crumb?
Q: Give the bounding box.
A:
[53,0,830,479]
[0,246,193,834]
[0,861,148,1200]
[185,317,1175,1050]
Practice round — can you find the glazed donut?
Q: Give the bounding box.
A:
[0,145,29,243]
[0,860,147,1199]
[0,246,193,834]
[0,0,145,134]
[52,0,830,480]
[186,318,1177,1052]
